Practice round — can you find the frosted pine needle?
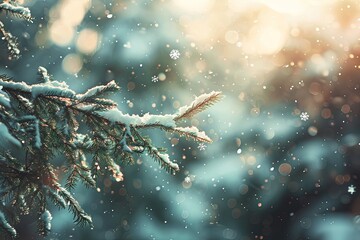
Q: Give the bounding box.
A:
[0,2,32,22]
[175,91,222,121]
[169,49,181,60]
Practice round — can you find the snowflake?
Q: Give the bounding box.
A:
[184,176,191,183]
[169,49,180,60]
[151,75,159,82]
[300,112,309,121]
[198,143,207,151]
[348,185,356,195]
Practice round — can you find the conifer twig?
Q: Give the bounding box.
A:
[174,91,222,121]
[0,2,32,22]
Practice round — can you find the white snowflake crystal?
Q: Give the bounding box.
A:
[169,49,180,60]
[198,143,207,151]
[348,185,356,195]
[184,176,191,183]
[151,75,159,82]
[300,112,309,121]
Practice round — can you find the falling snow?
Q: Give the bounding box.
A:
[197,143,207,151]
[151,75,159,82]
[300,112,309,121]
[169,49,180,60]
[348,185,356,195]
[2,1,359,239]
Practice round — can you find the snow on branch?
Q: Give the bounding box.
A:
[0,21,20,59]
[38,66,51,83]
[174,91,222,121]
[151,148,179,173]
[77,80,120,101]
[95,108,177,128]
[0,86,10,108]
[57,186,93,226]
[0,66,221,235]
[39,209,52,236]
[31,82,76,99]
[0,2,32,22]
[172,126,212,143]
[0,76,32,92]
[0,73,76,99]
[0,211,16,237]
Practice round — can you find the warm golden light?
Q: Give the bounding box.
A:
[243,9,288,55]
[76,29,100,55]
[172,0,215,14]
[62,53,83,74]
[49,20,74,46]
[48,0,91,46]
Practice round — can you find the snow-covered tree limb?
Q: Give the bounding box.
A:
[0,2,221,236]
[0,2,32,22]
[0,66,221,235]
[174,91,222,121]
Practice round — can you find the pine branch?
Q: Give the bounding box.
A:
[0,20,20,60]
[44,185,66,209]
[148,147,179,174]
[174,91,222,121]
[103,155,124,182]
[38,66,52,83]
[57,186,93,227]
[0,86,11,108]
[131,127,179,173]
[0,2,32,22]
[77,80,120,102]
[172,126,212,143]
[0,65,221,236]
[0,211,16,238]
[38,209,52,236]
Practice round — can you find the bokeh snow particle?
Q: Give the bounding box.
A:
[198,143,207,151]
[151,75,159,82]
[348,185,356,195]
[169,49,180,60]
[300,112,309,121]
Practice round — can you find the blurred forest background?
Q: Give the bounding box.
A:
[1,0,360,239]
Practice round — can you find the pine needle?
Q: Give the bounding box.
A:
[0,21,20,59]
[0,2,32,22]
[174,91,222,121]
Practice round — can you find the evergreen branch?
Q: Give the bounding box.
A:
[0,2,32,22]
[38,209,52,236]
[0,76,32,92]
[0,20,20,59]
[172,126,212,143]
[87,98,118,108]
[0,64,221,236]
[57,186,93,227]
[65,167,78,190]
[77,80,120,102]
[148,147,179,174]
[174,91,222,121]
[78,168,96,188]
[38,66,52,83]
[131,127,179,173]
[0,86,11,108]
[44,185,66,209]
[103,155,123,182]
[136,124,212,143]
[0,211,16,237]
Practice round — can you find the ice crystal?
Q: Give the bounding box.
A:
[169,49,180,60]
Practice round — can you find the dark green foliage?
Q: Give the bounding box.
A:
[0,1,221,238]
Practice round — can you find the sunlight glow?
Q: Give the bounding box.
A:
[48,0,91,46]
[172,0,215,14]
